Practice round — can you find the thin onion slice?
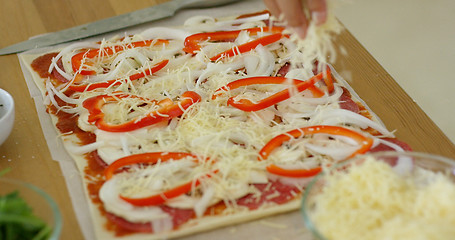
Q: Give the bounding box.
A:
[318,109,393,136]
[45,80,79,114]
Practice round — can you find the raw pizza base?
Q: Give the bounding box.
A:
[18,2,392,239]
[19,52,383,240]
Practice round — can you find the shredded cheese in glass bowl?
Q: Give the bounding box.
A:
[301,151,455,240]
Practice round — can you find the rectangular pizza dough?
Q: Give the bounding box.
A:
[18,0,393,239]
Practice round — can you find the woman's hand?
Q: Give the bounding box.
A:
[263,0,327,38]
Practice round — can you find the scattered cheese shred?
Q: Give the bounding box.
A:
[285,0,344,75]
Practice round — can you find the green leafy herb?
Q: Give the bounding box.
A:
[0,168,10,177]
[0,191,51,240]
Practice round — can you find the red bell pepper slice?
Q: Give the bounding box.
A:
[69,59,169,92]
[212,68,333,112]
[105,152,198,180]
[322,67,334,93]
[121,171,217,206]
[183,26,285,54]
[72,39,169,75]
[104,152,217,206]
[104,152,208,206]
[82,91,201,132]
[265,164,323,178]
[258,125,374,178]
[210,33,285,61]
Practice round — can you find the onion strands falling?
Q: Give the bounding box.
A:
[45,79,79,114]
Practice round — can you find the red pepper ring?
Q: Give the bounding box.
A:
[210,33,286,62]
[302,69,333,96]
[183,26,285,54]
[212,69,333,112]
[266,164,323,178]
[82,91,201,132]
[72,39,169,75]
[105,152,198,180]
[258,125,374,178]
[69,59,169,92]
[121,169,218,206]
[83,93,166,123]
[322,67,334,93]
[212,76,312,99]
[307,85,325,97]
[104,152,218,206]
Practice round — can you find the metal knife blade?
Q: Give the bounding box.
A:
[0,0,241,55]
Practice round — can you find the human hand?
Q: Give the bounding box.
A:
[263,0,327,38]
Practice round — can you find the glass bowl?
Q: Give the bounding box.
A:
[0,178,62,240]
[301,151,455,240]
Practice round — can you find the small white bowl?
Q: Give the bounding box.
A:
[0,88,14,145]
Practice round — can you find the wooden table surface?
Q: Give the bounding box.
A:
[1,0,454,239]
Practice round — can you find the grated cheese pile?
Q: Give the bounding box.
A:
[310,157,455,240]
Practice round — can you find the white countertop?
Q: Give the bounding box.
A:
[335,0,455,144]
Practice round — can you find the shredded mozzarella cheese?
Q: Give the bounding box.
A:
[310,158,455,240]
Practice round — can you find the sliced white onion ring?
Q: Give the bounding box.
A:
[194,186,216,217]
[184,16,216,26]
[243,44,275,77]
[139,27,191,40]
[318,108,393,136]
[99,178,173,229]
[45,80,79,114]
[48,42,99,75]
[306,143,360,161]
[215,13,269,27]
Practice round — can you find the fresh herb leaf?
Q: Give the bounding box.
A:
[0,191,51,240]
[0,168,10,177]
